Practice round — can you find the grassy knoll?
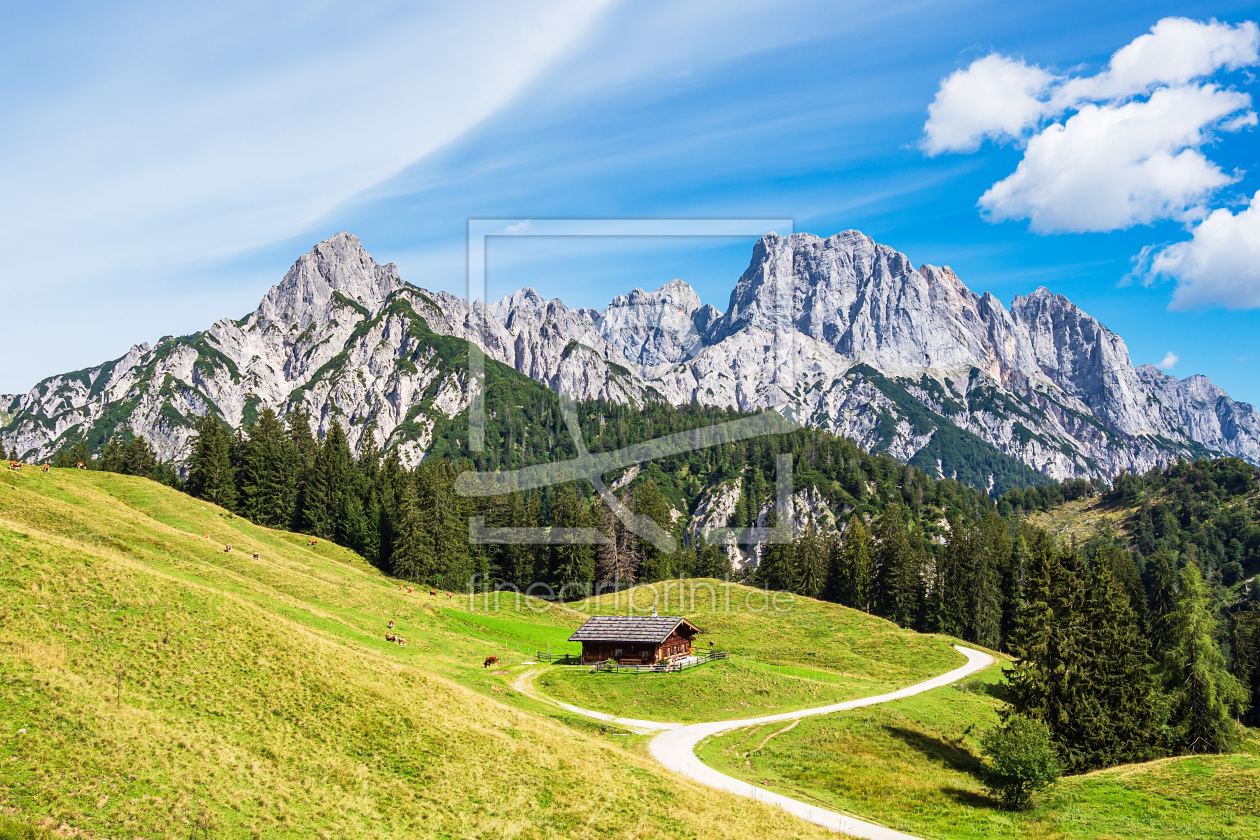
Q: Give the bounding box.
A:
[538,657,883,723]
[0,468,841,840]
[535,580,965,722]
[576,580,964,682]
[698,661,1260,840]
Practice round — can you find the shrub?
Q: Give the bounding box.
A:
[980,715,1061,811]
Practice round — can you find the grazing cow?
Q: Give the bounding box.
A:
[76,461,86,470]
[386,633,396,642]
[8,462,21,471]
[429,590,436,596]
[41,464,50,473]
[483,656,499,668]
[388,620,394,630]
[406,586,414,594]
[307,539,318,547]
[445,593,452,600]
[398,639,407,647]
[251,552,260,560]
[224,544,232,553]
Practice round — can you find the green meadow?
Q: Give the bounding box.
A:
[697,661,1260,840]
[0,468,837,839]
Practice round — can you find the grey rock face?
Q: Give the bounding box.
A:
[3,229,1257,495]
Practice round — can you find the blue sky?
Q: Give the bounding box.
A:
[2,1,1258,403]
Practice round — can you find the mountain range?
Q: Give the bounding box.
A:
[4,231,1258,492]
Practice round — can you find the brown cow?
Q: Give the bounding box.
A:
[8,462,21,471]
[386,633,396,642]
[445,593,453,599]
[483,656,499,668]
[406,586,414,594]
[76,461,86,470]
[224,544,232,553]
[251,552,261,560]
[429,590,436,596]
[388,620,394,630]
[41,464,50,473]
[307,539,318,546]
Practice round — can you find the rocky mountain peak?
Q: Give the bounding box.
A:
[599,279,715,371]
[255,233,402,329]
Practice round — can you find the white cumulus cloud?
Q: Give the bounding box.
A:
[921,54,1057,155]
[1159,351,1180,370]
[1149,190,1260,310]
[1055,17,1260,104]
[979,85,1252,233]
[923,17,1260,234]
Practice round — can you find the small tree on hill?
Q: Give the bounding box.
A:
[981,715,1061,811]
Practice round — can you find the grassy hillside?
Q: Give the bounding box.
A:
[0,468,845,839]
[534,581,965,722]
[698,661,1260,840]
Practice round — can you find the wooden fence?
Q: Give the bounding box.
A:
[590,651,729,674]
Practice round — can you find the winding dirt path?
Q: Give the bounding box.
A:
[516,645,993,839]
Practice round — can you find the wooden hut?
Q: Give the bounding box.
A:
[569,615,701,665]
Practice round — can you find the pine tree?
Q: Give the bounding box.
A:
[187,415,235,508]
[101,436,126,473]
[551,484,594,596]
[123,436,158,478]
[633,479,673,582]
[795,520,827,599]
[287,411,319,531]
[829,515,874,611]
[1160,564,1246,754]
[1149,548,1179,660]
[239,409,296,527]
[302,419,352,540]
[390,474,426,582]
[757,511,797,592]
[1063,545,1161,770]
[1232,603,1260,727]
[972,512,1007,650]
[696,542,733,580]
[874,502,920,628]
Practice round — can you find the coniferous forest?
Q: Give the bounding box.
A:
[50,391,1259,773]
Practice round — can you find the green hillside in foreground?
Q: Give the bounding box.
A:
[699,663,1260,840]
[1,469,847,839]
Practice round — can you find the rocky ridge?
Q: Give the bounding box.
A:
[3,230,1256,502]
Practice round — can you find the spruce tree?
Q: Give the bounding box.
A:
[757,511,798,592]
[390,474,426,582]
[1160,564,1246,754]
[1149,548,1179,660]
[239,409,296,528]
[187,415,235,508]
[101,436,126,473]
[123,436,158,478]
[633,479,673,582]
[874,502,920,628]
[1232,603,1260,727]
[795,521,827,599]
[972,513,1007,650]
[595,498,638,591]
[830,515,874,611]
[551,483,594,597]
[302,419,352,540]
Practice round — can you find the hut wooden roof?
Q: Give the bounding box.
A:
[568,615,700,644]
